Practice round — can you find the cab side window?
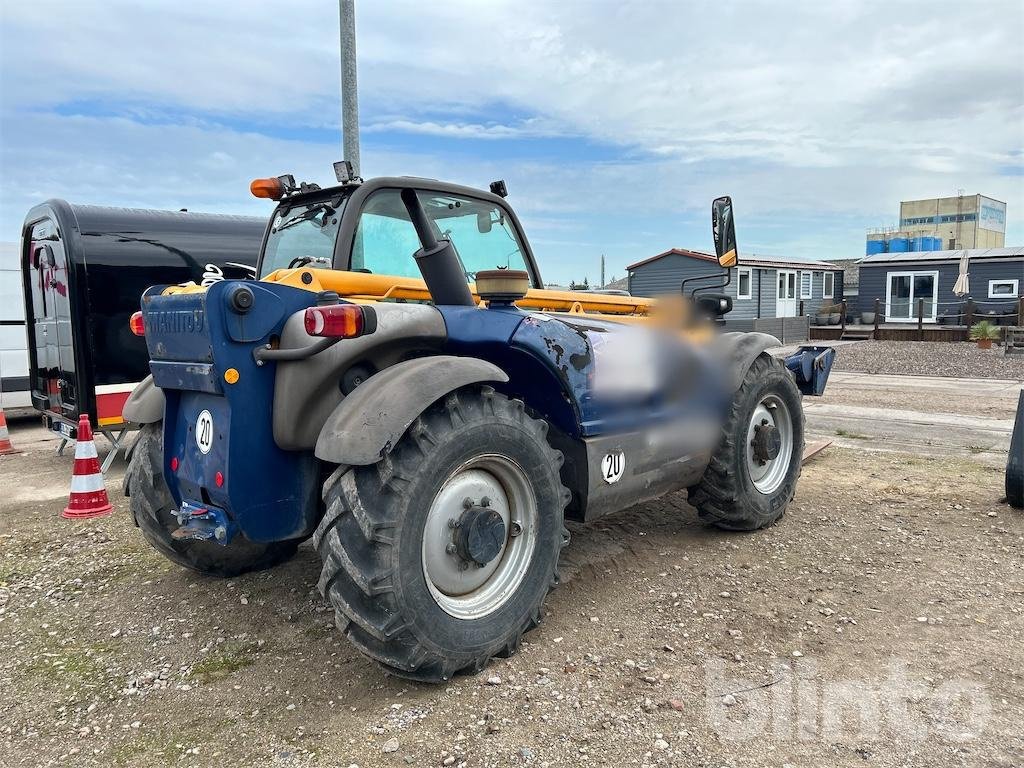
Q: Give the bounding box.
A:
[350,190,422,278]
[351,189,532,283]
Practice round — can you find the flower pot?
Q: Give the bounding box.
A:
[861,312,875,325]
[977,338,993,350]
[815,314,829,326]
[829,313,841,324]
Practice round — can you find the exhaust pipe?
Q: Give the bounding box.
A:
[400,188,475,307]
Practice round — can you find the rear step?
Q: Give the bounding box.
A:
[840,328,874,341]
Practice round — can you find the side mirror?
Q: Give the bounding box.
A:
[712,196,738,268]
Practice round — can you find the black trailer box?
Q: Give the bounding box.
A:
[21,201,265,442]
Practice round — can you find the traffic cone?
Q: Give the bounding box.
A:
[0,406,19,455]
[63,414,113,520]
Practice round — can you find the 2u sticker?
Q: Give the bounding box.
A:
[601,451,625,484]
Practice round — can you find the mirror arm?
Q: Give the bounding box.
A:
[681,268,732,298]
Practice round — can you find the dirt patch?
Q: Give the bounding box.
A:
[1,429,1021,767]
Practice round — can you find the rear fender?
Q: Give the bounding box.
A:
[314,355,509,465]
[122,375,164,424]
[714,332,780,390]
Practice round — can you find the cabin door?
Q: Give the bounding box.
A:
[776,270,798,317]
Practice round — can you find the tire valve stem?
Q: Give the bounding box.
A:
[510,520,523,538]
[445,543,457,555]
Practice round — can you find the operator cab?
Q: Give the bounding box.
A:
[252,168,544,290]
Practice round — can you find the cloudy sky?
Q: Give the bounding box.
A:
[1,0,1021,285]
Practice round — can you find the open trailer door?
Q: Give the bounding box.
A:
[24,218,78,438]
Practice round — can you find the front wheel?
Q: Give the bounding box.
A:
[125,423,298,577]
[314,387,570,681]
[690,353,804,531]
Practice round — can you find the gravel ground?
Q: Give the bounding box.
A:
[833,341,1024,380]
[1,421,1022,768]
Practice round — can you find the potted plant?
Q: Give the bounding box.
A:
[829,306,842,325]
[815,303,832,326]
[861,309,875,324]
[970,320,1000,350]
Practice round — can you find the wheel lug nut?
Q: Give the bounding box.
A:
[480,496,491,507]
[761,419,769,426]
[462,497,474,509]
[447,518,460,529]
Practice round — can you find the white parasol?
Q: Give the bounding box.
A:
[952,250,970,297]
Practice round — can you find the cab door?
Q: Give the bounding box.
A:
[26,220,75,419]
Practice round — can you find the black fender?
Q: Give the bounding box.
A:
[122,375,164,424]
[714,332,781,391]
[314,355,509,465]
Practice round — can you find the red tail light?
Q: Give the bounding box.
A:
[130,311,145,336]
[303,304,375,338]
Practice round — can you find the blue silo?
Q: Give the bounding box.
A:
[888,237,909,253]
[866,240,886,256]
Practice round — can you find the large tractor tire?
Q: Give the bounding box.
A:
[314,386,570,682]
[125,423,298,577]
[690,353,804,531]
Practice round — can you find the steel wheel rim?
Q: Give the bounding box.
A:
[422,454,538,619]
[745,394,794,494]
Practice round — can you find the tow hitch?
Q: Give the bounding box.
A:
[171,502,237,546]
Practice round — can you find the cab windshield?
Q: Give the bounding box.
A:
[259,197,345,278]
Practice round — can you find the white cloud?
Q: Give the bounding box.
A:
[1,0,1022,283]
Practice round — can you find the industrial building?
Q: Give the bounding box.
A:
[866,194,1006,255]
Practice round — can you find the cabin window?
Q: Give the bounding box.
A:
[799,271,813,299]
[988,279,1019,299]
[736,267,752,299]
[885,271,938,322]
[823,272,835,299]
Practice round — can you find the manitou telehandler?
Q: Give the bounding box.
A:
[122,164,834,681]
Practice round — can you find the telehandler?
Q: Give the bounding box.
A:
[123,164,834,681]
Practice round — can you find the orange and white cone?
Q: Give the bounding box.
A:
[63,414,113,520]
[0,406,19,455]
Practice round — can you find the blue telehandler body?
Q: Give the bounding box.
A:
[123,170,833,680]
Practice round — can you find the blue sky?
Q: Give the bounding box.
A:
[1,0,1022,286]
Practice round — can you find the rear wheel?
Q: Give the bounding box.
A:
[690,353,804,531]
[126,423,298,577]
[314,386,570,681]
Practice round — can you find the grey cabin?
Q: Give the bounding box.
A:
[627,249,845,320]
[857,247,1023,324]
